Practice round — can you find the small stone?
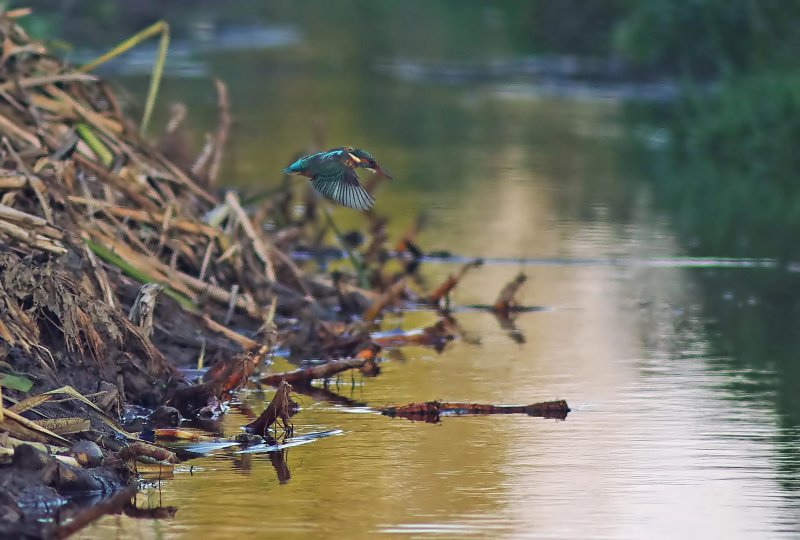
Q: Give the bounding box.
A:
[69,440,103,468]
[12,444,53,471]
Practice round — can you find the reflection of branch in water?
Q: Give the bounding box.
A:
[231,433,293,484]
[372,319,456,352]
[384,347,408,363]
[494,312,526,345]
[440,311,481,346]
[53,485,139,538]
[124,505,179,520]
[232,452,253,474]
[181,416,224,434]
[291,383,367,407]
[269,449,291,484]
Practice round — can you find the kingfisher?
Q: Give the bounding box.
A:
[283,147,392,211]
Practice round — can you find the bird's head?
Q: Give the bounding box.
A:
[350,148,393,179]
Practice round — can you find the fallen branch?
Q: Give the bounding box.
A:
[382,399,570,422]
[260,346,380,386]
[118,442,177,464]
[200,314,260,351]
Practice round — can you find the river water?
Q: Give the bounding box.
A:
[68,12,800,540]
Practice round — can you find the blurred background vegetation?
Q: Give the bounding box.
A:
[13,0,800,261]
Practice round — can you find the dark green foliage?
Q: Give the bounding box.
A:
[616,1,800,260]
[615,0,800,78]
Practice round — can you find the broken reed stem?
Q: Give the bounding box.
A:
[0,204,63,240]
[69,196,222,237]
[198,240,215,282]
[225,191,277,282]
[207,78,230,185]
[260,356,372,386]
[2,137,53,222]
[0,73,99,93]
[0,174,27,189]
[0,113,41,148]
[1,408,71,445]
[82,241,116,308]
[0,218,67,253]
[225,284,239,325]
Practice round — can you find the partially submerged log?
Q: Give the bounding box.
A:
[382,400,570,422]
[117,441,178,464]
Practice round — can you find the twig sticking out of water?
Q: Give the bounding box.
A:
[245,380,296,436]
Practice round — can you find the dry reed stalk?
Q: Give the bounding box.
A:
[207,78,230,185]
[68,197,222,237]
[0,218,66,253]
[225,191,277,282]
[0,174,26,189]
[200,314,260,351]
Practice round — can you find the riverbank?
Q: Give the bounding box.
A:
[0,12,413,537]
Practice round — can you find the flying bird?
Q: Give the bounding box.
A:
[283,147,392,210]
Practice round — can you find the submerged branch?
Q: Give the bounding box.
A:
[382,400,570,423]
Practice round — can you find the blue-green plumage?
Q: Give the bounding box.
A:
[283,147,392,211]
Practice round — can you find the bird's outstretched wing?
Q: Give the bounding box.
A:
[311,169,375,210]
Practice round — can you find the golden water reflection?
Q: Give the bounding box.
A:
[84,101,796,538]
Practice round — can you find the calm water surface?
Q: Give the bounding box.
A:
[77,17,800,540]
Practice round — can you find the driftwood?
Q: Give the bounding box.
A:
[382,400,570,423]
[260,345,380,386]
[118,442,178,464]
[154,428,214,442]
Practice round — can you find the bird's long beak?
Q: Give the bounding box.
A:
[377,166,393,179]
